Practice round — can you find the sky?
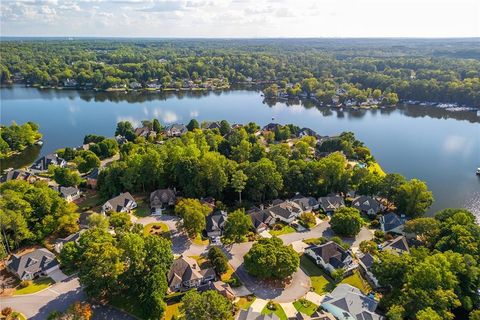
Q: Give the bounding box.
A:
[1,0,479,38]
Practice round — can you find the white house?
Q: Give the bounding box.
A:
[7,248,60,280]
[102,192,137,214]
[265,200,303,224]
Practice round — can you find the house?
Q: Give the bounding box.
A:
[298,127,317,138]
[264,200,303,224]
[200,280,235,300]
[85,167,100,189]
[357,252,379,288]
[29,154,67,173]
[318,195,345,214]
[380,212,406,234]
[52,186,81,202]
[149,189,176,215]
[351,196,381,216]
[203,121,221,130]
[308,310,336,320]
[321,284,384,320]
[237,308,280,320]
[63,78,78,87]
[129,82,142,89]
[0,169,37,183]
[305,241,355,274]
[292,194,319,212]
[205,210,228,238]
[7,248,60,280]
[134,126,151,137]
[115,135,128,145]
[262,123,281,132]
[54,230,85,253]
[381,236,410,255]
[248,208,276,233]
[167,256,216,292]
[165,124,188,137]
[78,211,95,228]
[101,192,137,214]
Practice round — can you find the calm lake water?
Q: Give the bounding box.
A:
[1,86,479,218]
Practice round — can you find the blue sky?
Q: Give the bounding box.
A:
[1,0,479,38]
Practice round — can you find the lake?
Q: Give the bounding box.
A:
[1,86,479,218]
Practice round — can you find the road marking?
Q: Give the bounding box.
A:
[48,288,60,295]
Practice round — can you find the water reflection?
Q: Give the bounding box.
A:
[0,145,42,171]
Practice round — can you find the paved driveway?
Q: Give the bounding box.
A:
[49,269,68,283]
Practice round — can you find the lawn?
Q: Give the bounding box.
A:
[236,296,256,310]
[191,233,209,245]
[14,277,54,295]
[220,263,235,282]
[293,299,318,316]
[261,302,287,320]
[188,255,212,269]
[341,271,370,294]
[368,161,386,177]
[300,255,334,294]
[143,222,170,237]
[133,198,151,217]
[303,237,326,245]
[165,302,182,320]
[270,224,296,236]
[77,192,103,211]
[109,293,146,319]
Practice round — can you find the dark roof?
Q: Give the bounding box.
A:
[237,308,280,320]
[382,236,410,254]
[307,241,350,268]
[0,169,36,183]
[262,123,281,131]
[299,127,317,136]
[292,194,318,211]
[358,253,375,270]
[264,201,302,220]
[30,154,66,171]
[380,212,404,232]
[167,257,215,288]
[165,123,188,134]
[249,210,275,230]
[86,167,100,180]
[205,211,227,233]
[52,186,79,197]
[352,196,380,213]
[7,248,58,279]
[104,192,136,212]
[203,121,221,130]
[150,189,176,207]
[318,196,345,212]
[78,211,94,227]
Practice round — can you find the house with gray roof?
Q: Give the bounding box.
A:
[29,154,67,173]
[1,169,37,183]
[150,189,176,215]
[321,284,384,320]
[205,210,228,238]
[7,248,60,280]
[54,230,85,253]
[237,308,279,320]
[380,212,406,234]
[298,127,318,138]
[101,192,137,214]
[248,208,276,233]
[85,167,100,189]
[292,194,319,212]
[167,256,216,292]
[165,123,188,137]
[51,186,81,202]
[357,252,379,288]
[351,195,381,216]
[264,200,303,224]
[202,121,221,130]
[381,235,410,255]
[318,195,345,214]
[305,241,356,275]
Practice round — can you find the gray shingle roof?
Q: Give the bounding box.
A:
[382,236,409,254]
[0,169,36,183]
[7,248,59,279]
[307,241,350,269]
[167,257,215,288]
[30,154,66,171]
[318,196,345,212]
[292,194,318,211]
[380,212,404,232]
[150,189,176,208]
[205,211,227,233]
[104,192,136,212]
[265,201,302,220]
[352,196,380,214]
[237,308,280,320]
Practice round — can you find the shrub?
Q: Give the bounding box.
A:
[2,307,13,316]
[19,280,32,289]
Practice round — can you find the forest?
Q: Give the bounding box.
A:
[1,38,479,105]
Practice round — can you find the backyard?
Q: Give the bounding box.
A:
[300,255,334,294]
[293,299,318,316]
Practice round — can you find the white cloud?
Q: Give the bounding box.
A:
[162,111,179,123]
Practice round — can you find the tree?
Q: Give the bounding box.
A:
[219,120,231,136]
[245,158,283,201]
[59,241,80,271]
[404,217,440,247]
[244,237,299,279]
[208,246,229,275]
[231,170,248,203]
[386,305,404,320]
[175,198,211,238]
[359,240,378,254]
[87,213,110,229]
[180,290,233,320]
[379,173,406,201]
[416,308,442,320]
[153,119,162,132]
[187,119,199,131]
[52,167,82,187]
[470,310,480,320]
[223,209,252,243]
[394,179,433,217]
[299,212,316,228]
[109,212,132,233]
[115,121,134,136]
[329,207,363,237]
[74,151,100,173]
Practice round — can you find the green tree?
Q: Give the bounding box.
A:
[394,179,433,217]
[52,167,82,186]
[386,305,404,320]
[404,217,440,247]
[115,121,134,136]
[208,246,229,275]
[109,212,132,233]
[175,198,211,238]
[180,290,233,320]
[74,150,100,173]
[223,209,252,243]
[416,308,442,320]
[153,119,162,132]
[187,119,199,131]
[329,207,363,237]
[299,211,316,228]
[231,170,248,203]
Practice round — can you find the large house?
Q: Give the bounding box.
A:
[101,192,137,214]
[165,124,188,137]
[203,121,221,130]
[205,210,228,238]
[237,308,279,320]
[292,194,319,212]
[150,189,176,215]
[200,280,235,300]
[263,200,303,224]
[54,230,85,253]
[51,186,81,202]
[351,196,381,216]
[357,252,379,288]
[381,236,410,255]
[262,123,281,132]
[380,212,406,234]
[29,154,67,173]
[305,241,355,274]
[167,256,216,292]
[318,195,345,214]
[321,284,384,320]
[0,169,37,183]
[248,208,276,233]
[298,127,318,138]
[7,248,60,280]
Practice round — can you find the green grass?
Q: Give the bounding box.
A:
[261,302,287,320]
[368,161,386,177]
[78,193,103,211]
[300,255,335,294]
[293,299,318,316]
[341,271,371,294]
[269,224,296,236]
[133,198,151,217]
[143,222,170,237]
[188,255,212,269]
[236,296,256,310]
[191,233,209,245]
[109,293,146,319]
[303,237,327,245]
[14,278,54,295]
[165,302,182,320]
[220,263,235,282]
